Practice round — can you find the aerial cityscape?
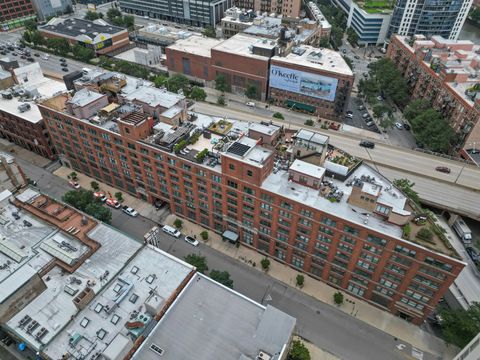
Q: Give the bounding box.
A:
[0,0,479,359]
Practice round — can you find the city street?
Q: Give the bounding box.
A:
[14,157,444,360]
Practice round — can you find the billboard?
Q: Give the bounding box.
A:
[269,65,338,102]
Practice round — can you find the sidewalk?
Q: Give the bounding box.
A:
[163,214,457,359]
[53,166,162,222]
[0,139,51,168]
[293,336,340,360]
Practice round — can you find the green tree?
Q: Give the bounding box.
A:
[215,74,227,93]
[304,119,314,126]
[245,85,257,99]
[333,291,344,305]
[72,44,94,62]
[84,10,101,21]
[296,274,305,288]
[209,270,233,288]
[30,30,45,46]
[46,37,71,56]
[62,189,111,223]
[273,112,284,120]
[22,31,32,44]
[342,55,353,70]
[152,74,167,88]
[184,254,209,273]
[70,172,78,180]
[411,109,453,153]
[416,227,433,241]
[372,103,391,119]
[470,7,480,23]
[190,86,207,101]
[202,25,216,38]
[346,27,359,45]
[289,340,311,360]
[217,95,226,106]
[261,258,270,271]
[200,230,208,240]
[379,114,395,129]
[167,73,190,95]
[114,191,123,202]
[330,25,343,49]
[90,181,99,191]
[24,19,37,32]
[106,8,122,21]
[123,15,135,30]
[319,37,330,48]
[173,218,183,229]
[440,303,480,348]
[393,178,420,205]
[404,99,431,121]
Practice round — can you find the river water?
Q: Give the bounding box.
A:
[459,20,480,43]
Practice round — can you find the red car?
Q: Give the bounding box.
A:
[106,198,121,209]
[435,166,451,174]
[93,192,107,202]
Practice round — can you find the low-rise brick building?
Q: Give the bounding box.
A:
[38,86,465,325]
[387,35,480,163]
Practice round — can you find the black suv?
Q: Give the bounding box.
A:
[466,247,480,264]
[359,140,375,149]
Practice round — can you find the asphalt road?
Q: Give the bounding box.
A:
[15,158,444,360]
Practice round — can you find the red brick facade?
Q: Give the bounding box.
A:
[38,99,465,325]
[165,48,214,82]
[0,0,35,26]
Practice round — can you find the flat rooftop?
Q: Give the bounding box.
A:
[212,33,276,61]
[133,273,296,360]
[43,245,193,360]
[167,35,222,58]
[39,18,126,40]
[0,63,66,124]
[272,45,354,76]
[121,85,185,109]
[6,221,143,350]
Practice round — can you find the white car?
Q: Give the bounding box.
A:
[184,235,199,246]
[395,122,403,130]
[122,206,138,217]
[246,101,255,108]
[376,96,383,101]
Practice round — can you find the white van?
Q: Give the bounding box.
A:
[246,101,255,108]
[162,225,181,238]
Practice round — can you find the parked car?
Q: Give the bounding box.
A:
[342,49,346,54]
[93,192,107,202]
[106,198,121,209]
[395,122,403,130]
[403,122,411,130]
[466,247,480,263]
[359,140,375,149]
[62,67,69,72]
[435,166,451,174]
[366,121,375,127]
[122,206,138,217]
[68,181,80,189]
[354,55,360,59]
[358,105,365,111]
[376,95,383,101]
[184,235,199,246]
[27,57,34,62]
[162,225,181,238]
[34,53,40,57]
[59,58,66,62]
[246,101,255,108]
[346,111,354,118]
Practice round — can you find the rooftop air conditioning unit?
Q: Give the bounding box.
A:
[18,103,31,113]
[257,351,272,360]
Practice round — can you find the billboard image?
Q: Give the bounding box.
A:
[270,65,338,102]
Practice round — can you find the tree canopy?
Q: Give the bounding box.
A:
[393,178,420,205]
[72,44,94,62]
[190,86,207,101]
[288,340,311,360]
[209,270,233,288]
[215,74,227,93]
[410,108,453,153]
[62,190,111,223]
[84,10,101,21]
[440,302,480,348]
[202,25,216,38]
[167,73,190,95]
[184,254,209,274]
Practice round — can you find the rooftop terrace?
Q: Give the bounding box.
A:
[354,0,395,13]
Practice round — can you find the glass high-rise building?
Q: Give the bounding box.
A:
[387,0,473,40]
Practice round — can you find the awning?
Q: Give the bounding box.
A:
[285,100,315,113]
[222,230,239,243]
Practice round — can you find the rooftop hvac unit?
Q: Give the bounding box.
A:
[18,103,31,113]
[257,351,272,360]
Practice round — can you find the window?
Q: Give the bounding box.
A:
[129,293,139,303]
[321,217,336,227]
[229,164,235,170]
[247,170,253,177]
[94,303,103,313]
[343,225,359,236]
[395,245,416,258]
[227,180,238,189]
[111,314,121,325]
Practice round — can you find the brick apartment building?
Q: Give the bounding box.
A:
[0,63,65,160]
[235,0,302,18]
[166,33,353,118]
[387,35,480,163]
[38,83,465,324]
[0,0,36,31]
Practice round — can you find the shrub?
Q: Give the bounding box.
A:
[261,258,270,271]
[296,274,305,288]
[304,119,314,126]
[70,172,77,180]
[273,112,284,120]
[403,223,411,239]
[200,230,208,240]
[195,148,209,163]
[173,218,183,229]
[333,291,344,305]
[217,95,226,106]
[416,227,433,242]
[90,181,99,191]
[114,192,123,202]
[289,340,311,360]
